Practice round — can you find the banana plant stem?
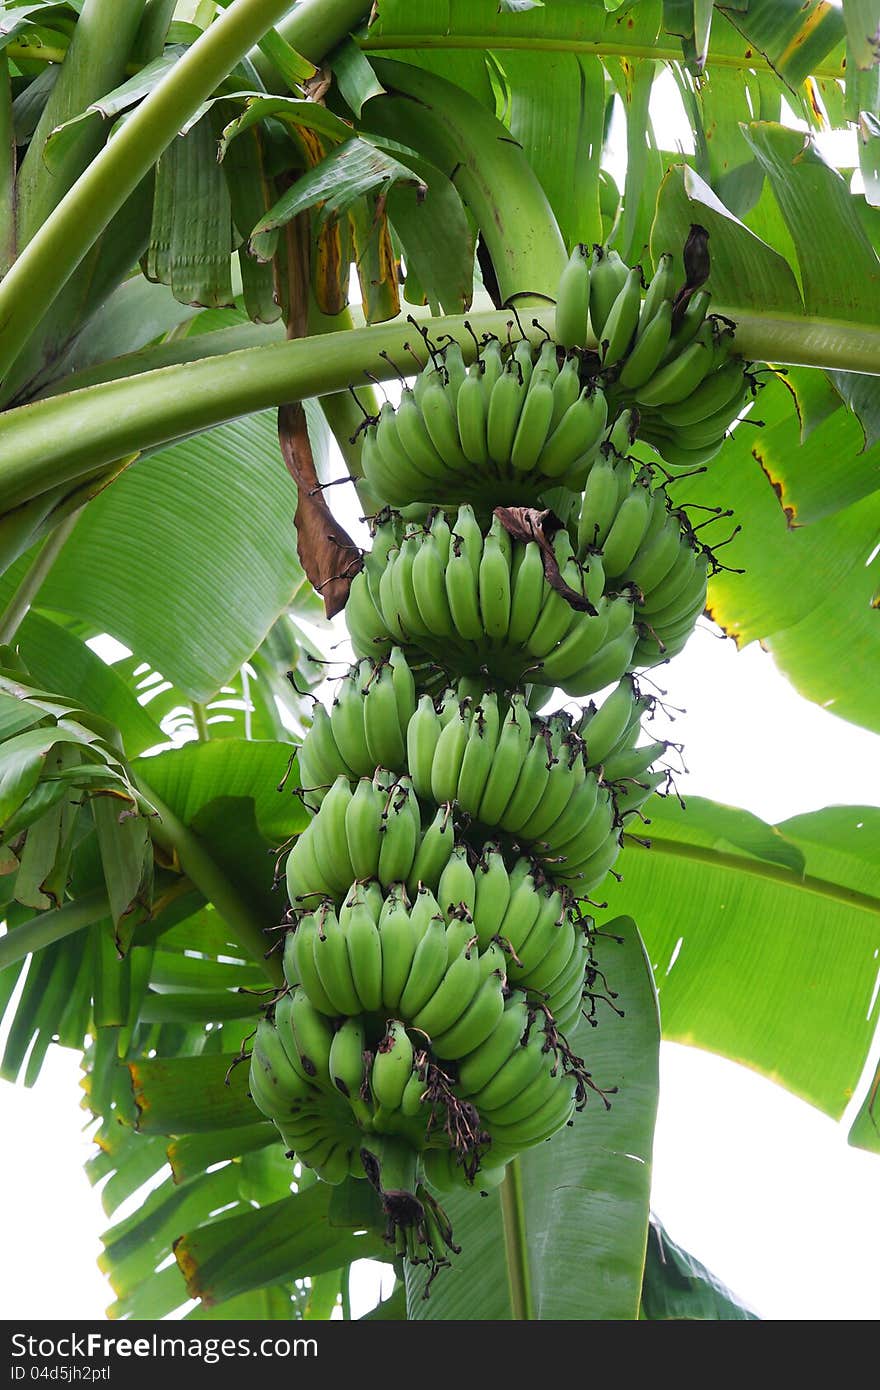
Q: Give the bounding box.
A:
[0,308,553,511]
[0,0,296,386]
[0,506,82,644]
[1,304,878,515]
[191,701,212,741]
[500,1159,534,1320]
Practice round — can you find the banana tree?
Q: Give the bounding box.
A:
[1,0,878,1321]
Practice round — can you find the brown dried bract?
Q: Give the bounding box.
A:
[493,506,596,613]
[279,402,363,619]
[671,223,711,328]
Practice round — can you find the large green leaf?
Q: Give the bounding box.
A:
[651,162,804,313]
[742,122,880,326]
[16,612,162,757]
[488,48,607,252]
[37,411,312,702]
[406,917,660,1319]
[605,797,880,1118]
[748,369,880,525]
[134,738,306,844]
[175,1184,385,1304]
[125,1053,257,1133]
[641,1216,759,1319]
[656,379,880,733]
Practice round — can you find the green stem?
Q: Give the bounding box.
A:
[139,777,284,985]
[629,835,880,918]
[500,1159,534,1320]
[14,0,145,251]
[4,42,69,67]
[716,307,880,377]
[191,701,211,741]
[0,0,295,386]
[0,308,547,511]
[3,300,878,515]
[0,889,109,971]
[0,507,82,643]
[248,0,371,87]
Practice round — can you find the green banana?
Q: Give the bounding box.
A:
[399,913,450,1017]
[371,1021,416,1111]
[555,243,591,347]
[405,804,455,896]
[507,540,546,647]
[456,995,530,1096]
[340,883,383,1013]
[456,694,501,816]
[345,777,382,881]
[589,245,628,338]
[618,297,673,389]
[455,364,489,468]
[283,912,338,1017]
[406,694,441,800]
[600,264,642,365]
[328,1015,368,1103]
[312,905,362,1016]
[472,844,512,948]
[477,694,532,824]
[539,386,607,478]
[430,969,507,1059]
[289,987,335,1085]
[478,529,512,639]
[375,885,412,998]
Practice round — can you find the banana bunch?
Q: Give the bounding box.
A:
[407,693,621,890]
[571,444,709,661]
[251,973,586,1270]
[453,998,580,1166]
[576,678,669,818]
[345,505,637,698]
[250,1000,474,1272]
[554,243,753,468]
[285,849,601,1026]
[284,880,509,1054]
[298,648,416,799]
[285,771,455,904]
[361,339,610,510]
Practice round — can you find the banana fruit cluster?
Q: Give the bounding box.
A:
[298,652,665,885]
[265,236,743,1283]
[362,338,611,509]
[285,770,454,904]
[346,505,638,697]
[571,443,709,666]
[556,243,754,467]
[284,862,592,1034]
[250,882,597,1272]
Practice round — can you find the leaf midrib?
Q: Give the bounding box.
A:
[359,35,843,81]
[630,834,880,917]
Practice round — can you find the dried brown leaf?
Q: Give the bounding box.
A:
[493,506,596,613]
[279,403,362,619]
